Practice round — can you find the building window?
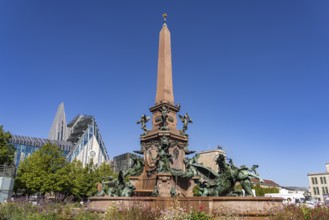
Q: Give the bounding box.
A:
[84,134,88,145]
[314,187,320,195]
[312,177,319,185]
[322,187,329,194]
[319,176,328,184]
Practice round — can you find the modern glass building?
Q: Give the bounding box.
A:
[9,103,109,168]
[0,165,15,202]
[66,114,109,165]
[10,135,73,167]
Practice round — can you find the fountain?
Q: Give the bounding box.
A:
[89,14,283,219]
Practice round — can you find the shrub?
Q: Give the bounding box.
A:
[188,209,214,220]
[0,202,102,220]
[269,205,329,220]
[104,202,216,220]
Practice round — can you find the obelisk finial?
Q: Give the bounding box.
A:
[162,13,167,27]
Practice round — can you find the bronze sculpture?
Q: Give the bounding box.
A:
[96,104,262,198]
[179,113,193,135]
[156,136,176,173]
[192,155,263,197]
[96,171,135,197]
[137,114,150,135]
[159,106,169,130]
[124,154,144,177]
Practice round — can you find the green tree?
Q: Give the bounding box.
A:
[62,159,86,200]
[0,125,15,166]
[15,143,116,200]
[95,162,116,182]
[253,184,279,196]
[79,161,99,198]
[15,143,68,196]
[76,161,116,199]
[55,160,116,201]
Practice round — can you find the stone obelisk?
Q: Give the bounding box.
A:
[155,16,174,105]
[131,14,196,197]
[147,14,181,133]
[141,14,187,152]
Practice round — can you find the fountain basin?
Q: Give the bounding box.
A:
[89,196,283,219]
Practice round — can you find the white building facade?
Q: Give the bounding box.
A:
[307,164,329,201]
[48,103,109,166]
[9,103,109,169]
[66,115,109,166]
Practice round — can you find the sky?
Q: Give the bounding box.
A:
[1,1,329,188]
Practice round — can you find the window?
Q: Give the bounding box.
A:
[312,177,318,185]
[320,177,327,184]
[84,133,88,145]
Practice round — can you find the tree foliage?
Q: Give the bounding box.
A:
[253,184,279,196]
[71,161,116,199]
[0,125,15,166]
[15,144,115,201]
[15,143,68,196]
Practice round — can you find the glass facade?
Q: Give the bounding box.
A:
[13,144,37,167]
[10,135,73,167]
[66,115,109,166]
[9,113,109,168]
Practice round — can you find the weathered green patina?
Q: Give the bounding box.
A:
[96,171,136,197]
[137,114,150,135]
[178,113,192,135]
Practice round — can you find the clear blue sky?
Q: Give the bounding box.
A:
[1,1,328,187]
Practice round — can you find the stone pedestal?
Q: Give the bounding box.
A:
[156,173,199,197]
[130,172,156,197]
[150,103,180,131]
[157,173,173,196]
[140,129,188,171]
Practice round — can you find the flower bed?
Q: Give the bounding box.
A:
[1,201,329,219]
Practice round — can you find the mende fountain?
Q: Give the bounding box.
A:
[89,14,283,219]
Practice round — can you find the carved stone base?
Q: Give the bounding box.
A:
[130,172,156,197]
[130,171,199,197]
[156,173,198,197]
